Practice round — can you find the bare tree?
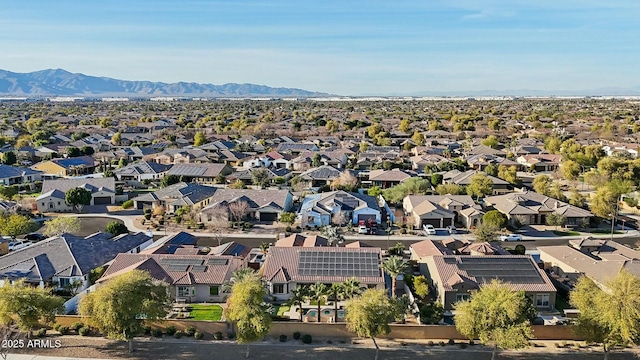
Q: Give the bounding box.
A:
[331,211,347,226]
[0,324,22,360]
[204,205,230,246]
[331,170,358,191]
[228,201,250,224]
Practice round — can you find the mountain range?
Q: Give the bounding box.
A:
[0,69,328,97]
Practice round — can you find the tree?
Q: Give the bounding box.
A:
[466,172,493,199]
[590,186,618,219]
[42,216,81,237]
[222,268,260,293]
[105,221,128,236]
[311,153,322,167]
[229,180,246,189]
[331,211,347,226]
[0,281,64,336]
[482,210,507,229]
[455,280,536,360]
[224,276,272,358]
[331,170,358,192]
[250,168,270,189]
[398,119,411,134]
[419,302,444,325]
[484,164,499,177]
[569,188,587,208]
[161,174,180,188]
[0,323,21,360]
[546,212,566,230]
[193,131,206,146]
[1,151,16,165]
[497,165,519,185]
[345,288,399,360]
[435,183,464,195]
[278,212,296,225]
[286,286,308,322]
[0,214,37,238]
[341,277,364,300]
[411,130,425,146]
[481,135,499,149]
[367,186,383,197]
[307,282,329,323]
[65,187,92,212]
[549,182,567,202]
[321,225,343,246]
[430,173,443,186]
[473,222,500,242]
[0,185,18,200]
[118,158,128,168]
[388,242,405,257]
[65,146,82,158]
[571,271,640,359]
[111,132,122,146]
[229,201,249,224]
[412,275,429,299]
[79,270,169,352]
[532,174,551,196]
[383,177,431,204]
[380,256,407,298]
[560,160,581,181]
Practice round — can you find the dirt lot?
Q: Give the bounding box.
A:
[8,336,640,360]
[37,217,124,237]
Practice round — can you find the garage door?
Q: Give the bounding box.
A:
[442,218,453,227]
[357,214,376,222]
[421,219,440,227]
[94,196,112,205]
[259,212,278,222]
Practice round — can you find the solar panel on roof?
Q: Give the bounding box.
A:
[191,265,208,272]
[166,264,189,272]
[207,258,229,265]
[298,251,380,278]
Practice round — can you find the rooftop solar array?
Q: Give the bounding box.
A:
[165,264,189,272]
[457,257,544,284]
[298,251,380,277]
[207,258,229,265]
[191,265,208,272]
[160,258,203,266]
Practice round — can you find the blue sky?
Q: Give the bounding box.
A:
[1,1,639,95]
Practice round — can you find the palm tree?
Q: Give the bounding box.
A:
[330,283,344,322]
[307,282,329,323]
[222,268,258,293]
[259,242,270,256]
[341,277,364,300]
[380,256,408,298]
[286,286,308,322]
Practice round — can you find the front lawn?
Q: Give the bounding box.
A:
[270,305,290,317]
[590,229,623,234]
[552,230,581,236]
[188,304,223,321]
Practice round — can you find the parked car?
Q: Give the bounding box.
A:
[446,225,457,234]
[8,240,33,251]
[24,233,45,242]
[423,224,436,235]
[358,225,369,234]
[499,234,523,242]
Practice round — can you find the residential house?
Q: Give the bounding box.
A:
[298,165,345,188]
[366,169,415,189]
[425,255,556,311]
[276,142,319,155]
[484,191,593,227]
[132,182,218,213]
[300,190,381,227]
[516,154,563,172]
[31,156,97,177]
[226,167,291,187]
[0,164,43,185]
[410,239,509,274]
[274,234,330,247]
[0,232,152,292]
[602,143,640,158]
[261,246,385,301]
[409,154,451,172]
[141,232,198,254]
[200,188,293,223]
[443,170,511,195]
[114,161,172,182]
[465,145,507,157]
[538,239,640,289]
[466,154,518,171]
[37,178,116,212]
[242,151,293,170]
[403,195,484,229]
[166,163,233,183]
[218,150,252,166]
[97,252,244,303]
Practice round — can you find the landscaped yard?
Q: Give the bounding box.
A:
[271,304,290,317]
[590,229,622,234]
[552,230,581,236]
[188,304,223,321]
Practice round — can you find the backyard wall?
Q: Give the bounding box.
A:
[54,316,584,341]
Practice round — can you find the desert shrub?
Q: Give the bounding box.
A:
[293,331,301,340]
[285,226,292,232]
[227,332,235,340]
[184,326,196,336]
[165,325,177,336]
[79,327,91,336]
[144,213,151,220]
[438,341,445,347]
[469,340,475,345]
[214,331,223,340]
[58,326,70,335]
[143,325,152,335]
[174,331,184,339]
[448,339,455,345]
[151,329,163,338]
[301,334,312,344]
[122,200,134,209]
[36,328,47,338]
[279,335,287,342]
[71,322,84,331]
[53,323,62,331]
[427,341,434,346]
[194,331,204,340]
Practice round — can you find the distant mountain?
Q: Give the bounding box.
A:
[0,69,328,97]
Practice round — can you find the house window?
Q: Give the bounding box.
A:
[273,284,285,294]
[177,286,193,297]
[59,278,70,287]
[210,286,219,296]
[536,294,550,308]
[456,293,470,302]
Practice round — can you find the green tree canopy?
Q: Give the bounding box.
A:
[380,256,407,298]
[79,270,170,352]
[65,187,92,212]
[382,177,431,204]
[250,168,270,189]
[546,212,566,230]
[345,288,400,360]
[435,183,465,195]
[455,280,536,359]
[483,210,507,229]
[0,214,38,238]
[466,172,494,199]
[65,146,82,158]
[278,212,296,225]
[473,222,500,242]
[1,151,16,165]
[105,221,128,236]
[224,276,272,358]
[560,160,581,181]
[42,216,81,237]
[571,271,640,358]
[161,174,180,188]
[193,131,206,146]
[0,280,64,334]
[306,282,329,323]
[481,135,499,149]
[532,174,551,196]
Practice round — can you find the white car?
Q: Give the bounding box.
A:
[358,225,369,234]
[8,240,33,251]
[423,224,436,235]
[499,234,523,242]
[446,225,457,234]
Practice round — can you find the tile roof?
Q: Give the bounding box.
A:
[410,239,452,258]
[262,246,385,284]
[484,190,593,218]
[115,161,172,176]
[299,165,343,181]
[368,169,414,182]
[275,234,329,247]
[431,255,556,293]
[41,177,115,194]
[133,182,217,205]
[201,188,291,212]
[167,163,229,178]
[0,164,42,179]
